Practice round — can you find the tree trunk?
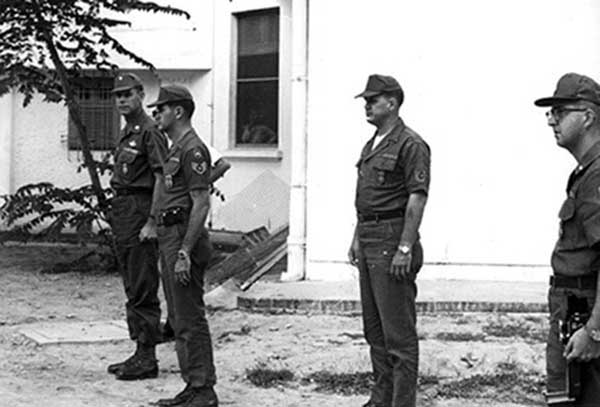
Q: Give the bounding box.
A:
[31,0,108,213]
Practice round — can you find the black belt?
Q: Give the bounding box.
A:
[357,210,404,222]
[157,207,185,227]
[550,275,597,290]
[114,188,152,197]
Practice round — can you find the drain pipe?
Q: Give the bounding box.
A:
[0,90,14,198]
[282,0,309,281]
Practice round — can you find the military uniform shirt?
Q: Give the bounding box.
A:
[159,129,212,213]
[355,118,431,215]
[111,112,167,190]
[552,141,600,276]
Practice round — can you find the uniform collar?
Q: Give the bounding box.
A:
[575,140,600,175]
[167,128,196,157]
[361,117,406,160]
[119,110,151,143]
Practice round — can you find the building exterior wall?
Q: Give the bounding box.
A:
[304,0,600,281]
[2,0,293,234]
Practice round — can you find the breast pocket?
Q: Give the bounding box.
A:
[372,156,399,184]
[163,157,181,190]
[556,198,587,249]
[116,148,139,179]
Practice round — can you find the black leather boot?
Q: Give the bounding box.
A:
[115,344,158,381]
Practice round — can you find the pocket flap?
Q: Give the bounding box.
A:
[164,157,181,175]
[558,199,575,221]
[372,156,397,171]
[117,147,139,164]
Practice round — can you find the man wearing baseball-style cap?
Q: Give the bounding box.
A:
[535,73,600,406]
[150,84,219,407]
[107,73,168,381]
[349,74,430,407]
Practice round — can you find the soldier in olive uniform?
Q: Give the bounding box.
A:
[108,73,167,380]
[148,85,218,407]
[535,73,600,406]
[349,74,430,407]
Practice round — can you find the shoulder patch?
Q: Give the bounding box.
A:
[191,161,208,175]
[416,170,427,183]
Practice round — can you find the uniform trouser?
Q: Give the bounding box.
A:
[357,218,423,407]
[547,285,600,406]
[157,222,216,388]
[112,194,161,346]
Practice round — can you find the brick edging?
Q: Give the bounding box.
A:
[237,296,548,314]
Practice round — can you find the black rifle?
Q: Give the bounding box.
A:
[546,295,588,405]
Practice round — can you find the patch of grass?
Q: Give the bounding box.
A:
[434,362,545,405]
[246,364,294,388]
[482,321,546,342]
[301,371,373,396]
[434,332,486,342]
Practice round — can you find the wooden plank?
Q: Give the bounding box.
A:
[238,243,287,291]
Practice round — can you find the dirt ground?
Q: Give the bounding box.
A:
[0,244,548,407]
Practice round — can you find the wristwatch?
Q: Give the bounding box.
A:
[585,324,600,342]
[398,244,411,255]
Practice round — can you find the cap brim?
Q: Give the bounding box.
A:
[534,97,579,107]
[147,99,167,108]
[110,85,137,94]
[355,90,382,99]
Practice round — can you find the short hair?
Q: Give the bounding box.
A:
[169,100,195,119]
[382,89,404,108]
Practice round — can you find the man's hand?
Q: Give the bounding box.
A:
[390,248,412,280]
[174,250,191,286]
[348,236,361,267]
[564,327,600,362]
[139,218,157,241]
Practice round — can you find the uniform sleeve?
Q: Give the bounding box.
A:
[578,169,600,246]
[144,127,168,173]
[399,138,431,195]
[182,145,212,191]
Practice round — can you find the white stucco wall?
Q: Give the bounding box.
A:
[304,0,600,280]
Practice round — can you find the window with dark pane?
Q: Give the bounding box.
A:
[68,76,119,151]
[235,8,279,146]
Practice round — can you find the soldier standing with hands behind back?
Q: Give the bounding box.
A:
[108,73,167,381]
[349,74,430,407]
[149,85,218,407]
[535,73,600,406]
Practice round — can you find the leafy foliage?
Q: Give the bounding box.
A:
[0,0,190,106]
[0,182,113,242]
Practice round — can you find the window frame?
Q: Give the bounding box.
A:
[231,7,281,150]
[67,73,120,151]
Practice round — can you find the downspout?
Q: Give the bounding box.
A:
[0,90,14,199]
[282,0,309,281]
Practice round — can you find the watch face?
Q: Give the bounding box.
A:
[592,329,600,342]
[399,245,410,255]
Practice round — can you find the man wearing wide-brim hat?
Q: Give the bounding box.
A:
[349,74,431,407]
[535,72,600,405]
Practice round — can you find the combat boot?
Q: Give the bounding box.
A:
[115,344,158,381]
[107,347,140,375]
[155,383,195,407]
[183,387,218,407]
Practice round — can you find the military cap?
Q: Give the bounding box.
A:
[535,73,600,107]
[355,74,403,98]
[147,84,194,107]
[111,73,143,93]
